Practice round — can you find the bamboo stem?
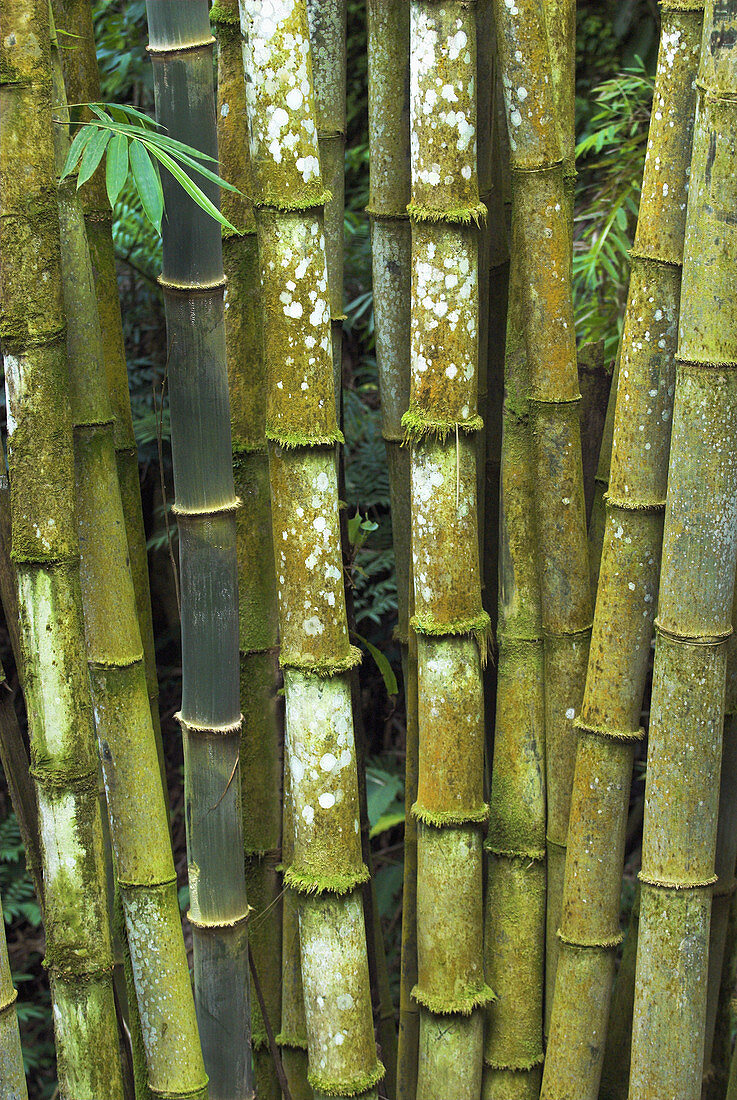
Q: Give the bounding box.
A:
[50,29,208,1100]
[587,346,619,598]
[0,893,28,1099]
[238,3,383,1095]
[0,658,42,907]
[145,2,252,1094]
[211,6,285,1098]
[541,6,703,1095]
[628,3,737,1093]
[0,2,123,1092]
[599,884,640,1100]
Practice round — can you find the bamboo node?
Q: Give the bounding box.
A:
[267,427,345,449]
[174,711,243,736]
[483,1052,546,1072]
[279,645,362,677]
[283,862,370,896]
[0,988,18,1015]
[638,871,718,890]
[172,497,241,518]
[410,610,493,665]
[527,393,582,407]
[401,410,484,443]
[147,37,216,56]
[29,762,98,793]
[604,492,666,513]
[411,981,496,1016]
[574,716,646,743]
[406,200,487,226]
[412,801,490,827]
[557,928,623,949]
[186,910,250,931]
[157,274,227,296]
[485,845,546,863]
[275,1031,308,1051]
[307,1059,386,1098]
[654,619,733,646]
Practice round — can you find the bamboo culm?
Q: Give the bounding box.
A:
[492,0,593,1021]
[587,346,619,598]
[404,4,494,1095]
[541,6,703,1097]
[628,3,737,1094]
[146,2,252,1095]
[211,4,285,1098]
[0,2,124,1093]
[0,894,28,1100]
[238,2,383,1095]
[49,27,208,1100]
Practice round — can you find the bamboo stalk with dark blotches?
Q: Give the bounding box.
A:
[238,3,384,1096]
[403,4,494,1096]
[482,229,546,1100]
[365,1,415,1095]
[628,3,737,1094]
[211,5,284,1097]
[0,2,123,1093]
[0,893,28,1099]
[541,7,703,1096]
[49,29,208,1100]
[492,0,593,1016]
[52,0,163,759]
[145,3,252,1095]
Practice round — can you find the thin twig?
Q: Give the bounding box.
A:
[248,943,293,1100]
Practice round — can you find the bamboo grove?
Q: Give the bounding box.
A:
[0,0,736,1098]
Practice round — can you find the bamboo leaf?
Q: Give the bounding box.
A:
[77,126,112,188]
[106,132,129,208]
[60,123,95,180]
[130,140,163,231]
[353,631,398,698]
[141,140,238,234]
[369,811,405,840]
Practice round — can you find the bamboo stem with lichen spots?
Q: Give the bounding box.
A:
[627,3,737,1093]
[492,0,592,1021]
[0,893,28,1099]
[0,2,124,1093]
[238,3,383,1096]
[145,2,252,1094]
[404,4,494,1095]
[482,228,546,1100]
[52,0,164,769]
[211,6,285,1098]
[49,26,207,1100]
[365,1,415,1095]
[541,7,703,1096]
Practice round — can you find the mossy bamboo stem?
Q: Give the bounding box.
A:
[0,894,28,1099]
[627,3,737,1093]
[0,2,123,1092]
[492,0,592,1019]
[0,658,42,907]
[145,2,252,1094]
[50,34,208,1100]
[482,230,545,1100]
[211,6,284,1097]
[587,346,619,597]
[52,0,163,758]
[365,2,415,1095]
[404,4,494,1093]
[238,4,383,1095]
[541,7,703,1096]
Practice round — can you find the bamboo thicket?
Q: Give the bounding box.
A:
[50,30,208,1100]
[492,0,592,1015]
[0,1,123,1092]
[211,3,284,1097]
[629,1,737,1092]
[404,4,494,1095]
[0,894,28,1100]
[541,6,703,1096]
[146,1,252,1094]
[238,1,383,1094]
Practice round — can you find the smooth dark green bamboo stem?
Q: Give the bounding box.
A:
[239,4,383,1095]
[541,8,703,1096]
[365,2,414,1095]
[211,7,284,1098]
[146,3,251,1095]
[0,893,28,1099]
[482,231,545,1100]
[628,4,737,1094]
[492,0,592,1022]
[50,33,207,1100]
[0,3,123,1093]
[404,4,494,1094]
[52,0,164,763]
[588,346,619,597]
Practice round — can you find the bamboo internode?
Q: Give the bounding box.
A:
[0,893,28,1099]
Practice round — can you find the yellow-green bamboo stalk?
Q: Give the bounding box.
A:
[49,30,208,1100]
[0,2,123,1092]
[211,6,284,1097]
[493,0,592,1019]
[52,0,163,755]
[541,7,703,1095]
[145,2,252,1094]
[587,348,619,597]
[0,894,28,1100]
[628,3,737,1093]
[482,227,545,1100]
[404,4,494,1095]
[365,2,415,1095]
[238,3,383,1095]
[599,884,640,1100]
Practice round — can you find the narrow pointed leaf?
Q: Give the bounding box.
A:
[142,140,237,233]
[106,133,129,208]
[130,140,163,231]
[354,631,398,698]
[77,126,112,188]
[60,122,95,179]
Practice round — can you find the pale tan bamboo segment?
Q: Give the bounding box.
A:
[492,0,592,1022]
[0,894,28,1099]
[629,1,737,1094]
